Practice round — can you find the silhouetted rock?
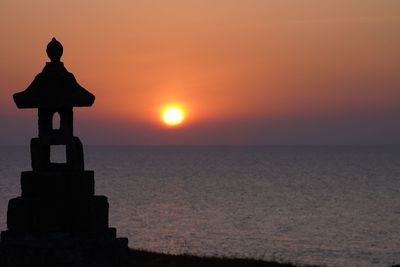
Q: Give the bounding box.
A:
[0,38,128,267]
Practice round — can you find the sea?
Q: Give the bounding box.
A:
[0,145,400,267]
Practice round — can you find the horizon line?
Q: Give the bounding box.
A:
[1,144,400,147]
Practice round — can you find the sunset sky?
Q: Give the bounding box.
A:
[1,1,399,145]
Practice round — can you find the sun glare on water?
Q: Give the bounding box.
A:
[162,106,185,126]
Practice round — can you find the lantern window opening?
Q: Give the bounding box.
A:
[52,112,61,130]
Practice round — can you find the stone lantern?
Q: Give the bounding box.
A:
[0,38,128,267]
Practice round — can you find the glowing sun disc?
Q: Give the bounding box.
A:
[162,107,184,126]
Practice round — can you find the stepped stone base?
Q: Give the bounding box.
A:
[21,171,94,196]
[0,229,129,267]
[7,196,108,232]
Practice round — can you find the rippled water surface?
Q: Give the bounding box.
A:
[1,145,400,266]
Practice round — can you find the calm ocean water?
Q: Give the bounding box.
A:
[1,145,400,266]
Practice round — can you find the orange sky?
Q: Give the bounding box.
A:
[1,1,400,144]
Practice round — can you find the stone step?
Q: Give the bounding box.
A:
[0,230,128,267]
[7,196,109,232]
[21,171,94,197]
[0,227,118,242]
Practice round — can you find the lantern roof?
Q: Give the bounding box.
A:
[13,38,95,109]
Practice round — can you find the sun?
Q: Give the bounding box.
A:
[162,106,185,126]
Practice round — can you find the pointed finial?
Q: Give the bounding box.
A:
[46,37,63,62]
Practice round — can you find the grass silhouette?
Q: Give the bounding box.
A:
[128,249,321,267]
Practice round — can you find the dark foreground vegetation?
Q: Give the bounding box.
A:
[128,249,320,267]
